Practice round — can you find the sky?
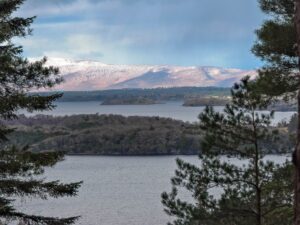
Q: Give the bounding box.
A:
[16,0,265,69]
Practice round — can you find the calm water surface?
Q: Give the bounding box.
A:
[23,101,295,124]
[18,102,295,224]
[19,155,289,225]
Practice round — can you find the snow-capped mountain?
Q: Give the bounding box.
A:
[43,58,257,91]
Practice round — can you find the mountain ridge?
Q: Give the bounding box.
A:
[41,58,256,91]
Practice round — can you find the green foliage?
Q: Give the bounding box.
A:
[0,0,81,224]
[162,1,296,224]
[101,96,158,105]
[2,113,292,156]
[0,0,63,140]
[183,96,230,107]
[4,114,201,155]
[288,113,298,134]
[162,78,293,225]
[252,0,298,99]
[0,146,82,225]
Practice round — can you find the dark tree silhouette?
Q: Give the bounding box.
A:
[251,0,300,223]
[162,78,293,225]
[0,0,81,224]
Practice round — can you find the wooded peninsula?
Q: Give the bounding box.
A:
[3,114,294,156]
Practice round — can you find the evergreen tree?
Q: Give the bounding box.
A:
[161,77,293,225]
[251,1,300,223]
[0,0,82,224]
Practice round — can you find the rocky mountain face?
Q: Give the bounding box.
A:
[44,58,256,91]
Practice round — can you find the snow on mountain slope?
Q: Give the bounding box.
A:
[44,58,256,91]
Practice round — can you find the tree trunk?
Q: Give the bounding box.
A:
[294,1,300,225]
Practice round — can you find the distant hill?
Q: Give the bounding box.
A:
[39,58,257,91]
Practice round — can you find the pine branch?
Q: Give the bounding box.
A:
[0,179,82,198]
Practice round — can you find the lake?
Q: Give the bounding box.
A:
[22,101,296,124]
[17,101,295,224]
[19,155,290,225]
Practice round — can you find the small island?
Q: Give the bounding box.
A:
[183,96,230,107]
[183,96,297,112]
[101,97,159,105]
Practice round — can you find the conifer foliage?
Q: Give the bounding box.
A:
[0,0,81,224]
[252,0,300,223]
[161,78,293,225]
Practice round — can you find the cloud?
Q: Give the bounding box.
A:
[16,0,264,69]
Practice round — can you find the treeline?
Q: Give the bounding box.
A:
[36,86,230,102]
[4,114,201,155]
[36,87,297,111]
[183,97,297,111]
[2,114,294,155]
[183,96,231,106]
[101,97,158,105]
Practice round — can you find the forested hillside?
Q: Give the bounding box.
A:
[4,115,201,155]
[2,114,294,155]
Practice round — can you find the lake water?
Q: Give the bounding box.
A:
[22,101,296,124]
[17,102,295,224]
[19,155,290,225]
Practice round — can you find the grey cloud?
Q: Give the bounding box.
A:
[17,0,264,69]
